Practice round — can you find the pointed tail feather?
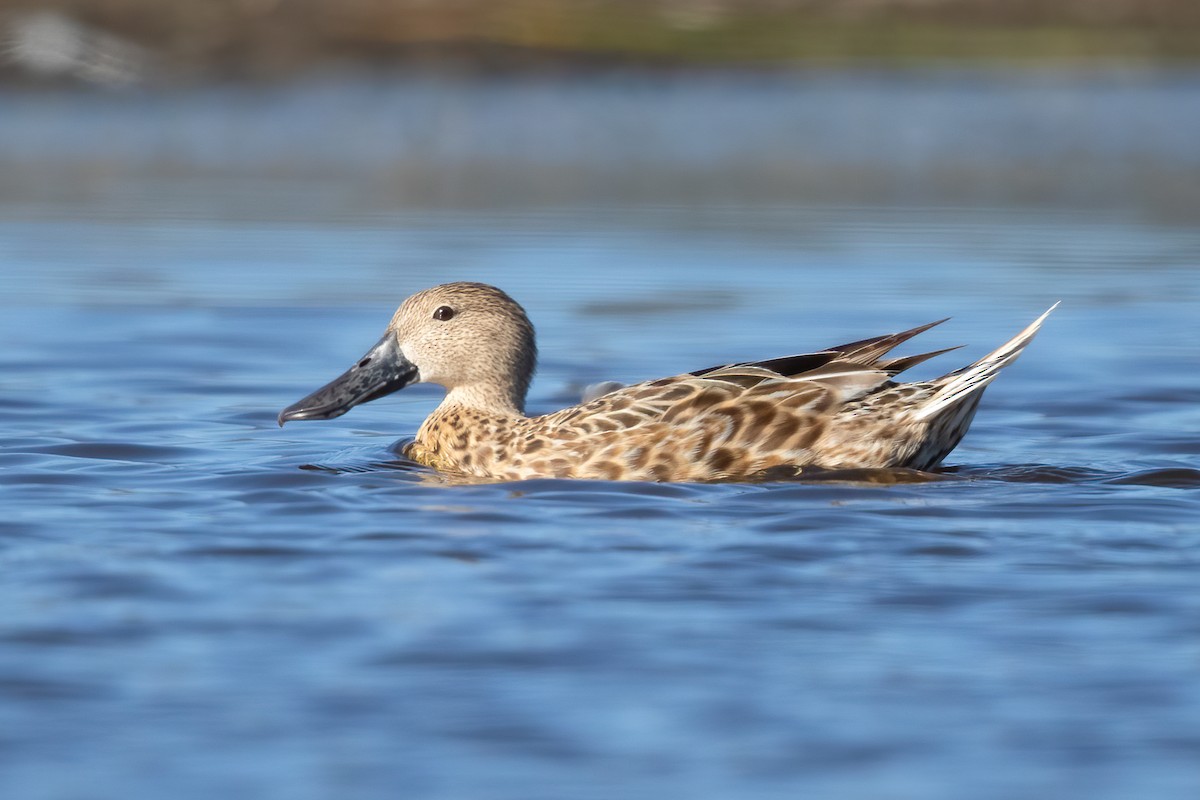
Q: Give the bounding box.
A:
[715,317,955,380]
[913,303,1059,422]
[877,345,964,376]
[830,317,950,364]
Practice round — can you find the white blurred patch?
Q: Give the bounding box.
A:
[658,0,728,31]
[581,381,626,403]
[4,11,148,86]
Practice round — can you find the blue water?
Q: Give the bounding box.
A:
[3,74,1200,799]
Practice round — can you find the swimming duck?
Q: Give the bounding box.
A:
[279,282,1056,482]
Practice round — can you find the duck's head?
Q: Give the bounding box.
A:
[278,282,537,425]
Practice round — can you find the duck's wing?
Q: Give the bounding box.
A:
[543,318,957,438]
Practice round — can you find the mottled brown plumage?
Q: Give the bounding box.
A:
[280,283,1057,482]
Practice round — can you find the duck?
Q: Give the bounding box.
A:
[279,282,1056,482]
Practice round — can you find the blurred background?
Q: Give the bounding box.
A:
[4,0,1200,222]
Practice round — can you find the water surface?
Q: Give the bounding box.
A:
[3,74,1200,800]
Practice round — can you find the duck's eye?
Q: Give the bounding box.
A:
[433,306,455,321]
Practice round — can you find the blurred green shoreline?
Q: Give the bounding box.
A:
[3,1,1200,83]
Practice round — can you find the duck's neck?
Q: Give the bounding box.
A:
[440,384,527,418]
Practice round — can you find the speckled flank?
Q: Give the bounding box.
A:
[292,283,1055,482]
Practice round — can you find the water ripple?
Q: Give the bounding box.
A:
[3,201,1200,799]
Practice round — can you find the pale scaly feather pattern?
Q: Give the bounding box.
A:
[280,282,1056,482]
